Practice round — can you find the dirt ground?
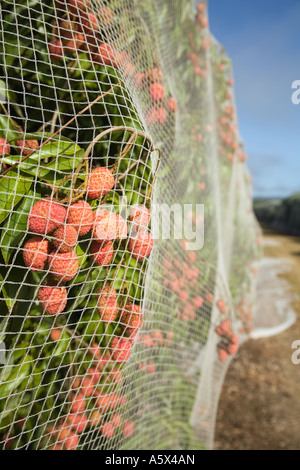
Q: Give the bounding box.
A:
[214,226,300,450]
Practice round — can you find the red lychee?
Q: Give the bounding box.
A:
[15,139,39,156]
[110,336,132,363]
[48,40,64,61]
[67,0,90,15]
[192,296,204,309]
[93,209,128,242]
[66,413,87,434]
[50,328,61,341]
[71,393,86,414]
[149,82,164,102]
[23,236,50,271]
[0,137,10,155]
[90,240,114,266]
[134,72,144,89]
[97,286,118,322]
[28,198,67,235]
[143,68,163,85]
[64,431,79,450]
[87,367,101,384]
[122,420,135,438]
[52,225,78,253]
[87,167,115,199]
[64,33,85,54]
[37,284,68,315]
[48,249,79,281]
[80,377,94,397]
[66,200,93,236]
[120,304,143,336]
[82,11,98,31]
[111,414,122,428]
[218,348,228,362]
[146,107,167,125]
[101,422,115,439]
[128,230,153,260]
[128,205,151,232]
[92,43,116,66]
[166,97,178,113]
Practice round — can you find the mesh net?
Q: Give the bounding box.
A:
[0,0,288,451]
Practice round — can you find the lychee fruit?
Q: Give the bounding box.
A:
[80,377,94,397]
[87,167,115,199]
[218,348,228,362]
[15,139,39,156]
[134,72,144,89]
[120,304,143,336]
[66,413,87,435]
[111,414,122,428]
[110,336,132,363]
[92,43,116,66]
[101,422,115,439]
[70,393,86,414]
[128,205,151,232]
[143,68,163,85]
[0,137,10,155]
[67,0,90,16]
[64,431,79,450]
[90,240,114,266]
[149,82,164,102]
[52,225,78,253]
[37,284,68,315]
[28,198,67,235]
[156,107,167,124]
[48,249,79,281]
[50,328,61,341]
[66,200,93,236]
[192,296,204,309]
[93,209,128,242]
[128,230,153,260]
[166,97,178,113]
[97,286,118,322]
[87,367,101,384]
[64,33,85,54]
[82,10,98,32]
[48,40,64,61]
[146,107,167,125]
[23,236,50,271]
[122,420,135,438]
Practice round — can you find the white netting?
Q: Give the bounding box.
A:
[0,0,290,451]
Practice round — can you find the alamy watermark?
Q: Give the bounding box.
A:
[291,340,300,364]
[291,80,300,104]
[102,199,205,251]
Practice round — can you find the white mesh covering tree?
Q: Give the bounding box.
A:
[0,0,265,450]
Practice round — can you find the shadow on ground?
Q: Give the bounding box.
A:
[214,227,300,450]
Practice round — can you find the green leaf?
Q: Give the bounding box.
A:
[0,190,35,263]
[0,115,19,143]
[0,272,14,310]
[0,171,32,224]
[0,355,32,399]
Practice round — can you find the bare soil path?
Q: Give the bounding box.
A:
[214,227,300,450]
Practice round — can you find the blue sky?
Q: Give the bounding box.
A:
[208,0,300,198]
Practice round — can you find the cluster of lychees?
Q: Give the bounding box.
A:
[215,319,239,362]
[49,0,138,79]
[134,68,178,126]
[22,165,153,316]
